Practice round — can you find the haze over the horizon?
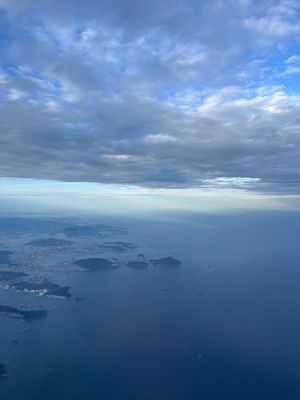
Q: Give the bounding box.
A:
[1,0,300,211]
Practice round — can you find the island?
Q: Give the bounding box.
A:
[0,304,47,321]
[11,281,71,298]
[74,257,119,271]
[127,254,148,269]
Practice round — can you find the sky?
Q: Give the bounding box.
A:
[1,0,300,213]
[2,177,300,216]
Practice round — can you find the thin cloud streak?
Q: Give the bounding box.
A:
[1,178,299,216]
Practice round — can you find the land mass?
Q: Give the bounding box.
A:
[74,257,118,271]
[11,281,71,298]
[0,271,27,281]
[27,238,73,247]
[0,304,47,321]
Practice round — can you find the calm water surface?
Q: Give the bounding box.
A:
[1,213,300,399]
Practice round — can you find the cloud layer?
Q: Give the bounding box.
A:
[1,0,300,192]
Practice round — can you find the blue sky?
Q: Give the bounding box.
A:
[1,0,300,212]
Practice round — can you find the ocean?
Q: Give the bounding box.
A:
[0,212,300,399]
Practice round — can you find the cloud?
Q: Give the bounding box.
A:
[0,0,300,193]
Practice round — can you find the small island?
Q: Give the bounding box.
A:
[127,254,149,269]
[74,257,119,271]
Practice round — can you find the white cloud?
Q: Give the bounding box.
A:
[0,0,300,193]
[201,177,261,189]
[286,54,300,64]
[277,66,300,76]
[144,135,177,144]
[6,88,26,101]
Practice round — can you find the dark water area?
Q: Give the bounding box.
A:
[1,211,300,399]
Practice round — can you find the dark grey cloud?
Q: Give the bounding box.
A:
[0,0,300,192]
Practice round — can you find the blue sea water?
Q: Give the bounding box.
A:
[1,212,300,399]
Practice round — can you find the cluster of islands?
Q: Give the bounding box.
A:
[74,255,181,271]
[0,218,184,378]
[0,219,182,319]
